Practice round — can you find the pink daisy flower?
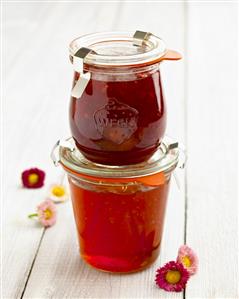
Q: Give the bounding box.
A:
[21,168,45,189]
[37,199,57,227]
[29,199,57,227]
[177,245,199,275]
[155,261,190,292]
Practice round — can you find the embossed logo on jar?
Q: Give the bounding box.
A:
[94,99,139,144]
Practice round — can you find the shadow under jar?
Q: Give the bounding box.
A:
[69,31,181,165]
[52,136,182,273]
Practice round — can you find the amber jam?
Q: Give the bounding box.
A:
[52,136,181,273]
[68,175,170,273]
[70,66,166,165]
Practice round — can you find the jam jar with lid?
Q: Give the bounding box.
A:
[51,137,184,273]
[69,31,181,165]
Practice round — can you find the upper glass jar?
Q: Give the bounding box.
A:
[69,31,181,165]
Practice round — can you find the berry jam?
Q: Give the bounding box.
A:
[69,68,166,165]
[69,177,170,273]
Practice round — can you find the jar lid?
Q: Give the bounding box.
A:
[69,31,182,99]
[51,137,182,182]
[69,31,167,68]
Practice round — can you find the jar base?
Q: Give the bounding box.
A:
[80,252,159,274]
[74,141,160,166]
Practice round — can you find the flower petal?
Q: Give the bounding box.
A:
[155,261,190,292]
[177,245,199,275]
[37,199,57,227]
[48,184,69,203]
[22,168,45,189]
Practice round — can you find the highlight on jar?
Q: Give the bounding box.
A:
[69,31,182,165]
[51,137,185,273]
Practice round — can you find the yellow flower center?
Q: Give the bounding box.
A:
[28,173,39,185]
[165,270,181,284]
[52,186,66,197]
[182,256,191,268]
[44,209,52,220]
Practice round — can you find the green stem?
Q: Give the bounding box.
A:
[28,213,38,218]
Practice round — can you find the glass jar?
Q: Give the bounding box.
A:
[51,136,183,273]
[69,31,181,165]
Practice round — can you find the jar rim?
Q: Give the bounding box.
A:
[69,31,166,67]
[52,137,180,180]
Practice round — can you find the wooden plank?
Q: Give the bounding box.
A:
[185,2,238,298]
[20,2,186,299]
[2,2,129,298]
[3,3,52,71]
[2,2,93,298]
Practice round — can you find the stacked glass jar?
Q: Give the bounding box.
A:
[52,31,183,273]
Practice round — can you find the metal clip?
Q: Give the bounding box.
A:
[165,141,179,155]
[50,139,75,166]
[51,140,61,166]
[166,140,187,169]
[178,145,187,169]
[71,47,93,99]
[168,142,179,150]
[133,30,152,46]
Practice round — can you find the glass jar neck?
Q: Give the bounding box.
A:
[82,63,160,82]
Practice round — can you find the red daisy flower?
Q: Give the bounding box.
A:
[155,261,190,292]
[21,168,45,189]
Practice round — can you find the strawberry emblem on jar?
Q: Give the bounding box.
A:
[94,99,139,144]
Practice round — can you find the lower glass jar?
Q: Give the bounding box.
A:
[52,137,181,273]
[69,173,171,273]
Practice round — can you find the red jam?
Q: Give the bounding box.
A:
[69,68,166,165]
[69,176,170,273]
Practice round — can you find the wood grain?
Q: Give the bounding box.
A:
[2,2,71,298]
[3,1,238,299]
[185,2,238,298]
[3,2,186,299]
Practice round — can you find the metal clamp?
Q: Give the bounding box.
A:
[166,140,187,170]
[133,30,152,46]
[169,142,187,190]
[71,47,94,99]
[72,32,151,97]
[50,139,75,166]
[178,145,187,170]
[168,142,179,151]
[51,140,61,166]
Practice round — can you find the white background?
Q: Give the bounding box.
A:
[2,1,238,298]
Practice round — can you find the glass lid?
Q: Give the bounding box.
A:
[69,31,166,67]
[51,137,180,179]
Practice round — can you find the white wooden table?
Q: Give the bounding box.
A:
[2,2,238,298]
